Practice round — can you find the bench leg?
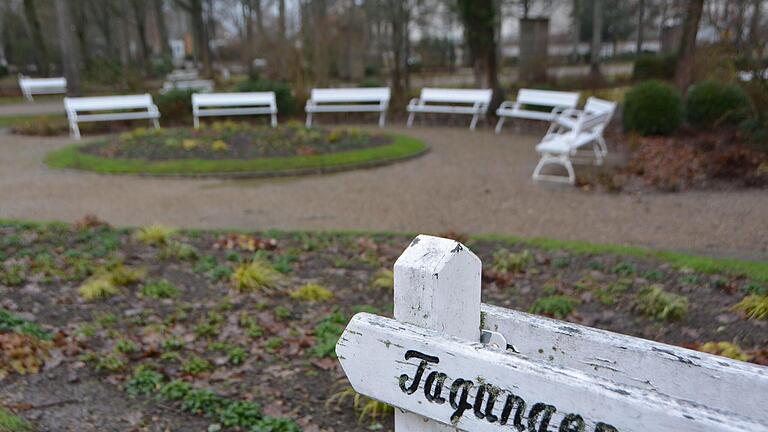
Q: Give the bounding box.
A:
[194,116,200,129]
[532,154,575,185]
[495,117,506,134]
[469,113,479,131]
[596,136,608,158]
[152,118,160,129]
[23,91,33,102]
[378,111,386,128]
[306,113,313,128]
[69,120,81,140]
[271,113,278,127]
[406,112,415,128]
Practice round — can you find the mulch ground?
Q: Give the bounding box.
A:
[1,219,766,431]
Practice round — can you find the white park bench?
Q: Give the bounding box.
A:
[18,75,67,101]
[63,94,160,139]
[166,69,199,82]
[532,97,617,184]
[337,235,768,432]
[160,79,214,94]
[192,92,277,128]
[304,87,391,127]
[407,88,493,130]
[495,88,580,133]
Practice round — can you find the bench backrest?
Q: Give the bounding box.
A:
[167,70,199,81]
[193,92,276,108]
[19,77,67,89]
[584,96,617,115]
[516,89,579,108]
[310,87,390,103]
[64,94,156,112]
[420,87,492,105]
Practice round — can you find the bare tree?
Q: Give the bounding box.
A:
[153,0,172,59]
[589,0,603,79]
[636,0,645,54]
[54,0,82,94]
[22,0,48,75]
[174,0,213,77]
[674,0,704,93]
[457,0,501,106]
[388,0,410,102]
[130,0,152,73]
[747,0,763,59]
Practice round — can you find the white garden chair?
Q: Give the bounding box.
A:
[532,97,617,184]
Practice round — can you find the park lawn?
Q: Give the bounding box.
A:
[44,133,428,177]
[0,220,766,431]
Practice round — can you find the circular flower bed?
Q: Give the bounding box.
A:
[45,121,427,177]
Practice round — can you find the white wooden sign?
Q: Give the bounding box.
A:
[335,235,768,432]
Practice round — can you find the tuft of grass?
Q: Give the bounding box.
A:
[232,260,283,292]
[633,285,689,321]
[140,279,181,299]
[698,342,752,362]
[327,383,393,425]
[290,283,333,302]
[78,277,119,301]
[159,379,193,401]
[0,406,32,432]
[529,295,578,319]
[311,312,347,358]
[107,264,146,286]
[134,224,176,246]
[732,295,768,320]
[181,356,213,376]
[491,249,533,273]
[370,269,394,290]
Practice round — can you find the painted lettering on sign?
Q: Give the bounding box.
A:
[398,350,619,432]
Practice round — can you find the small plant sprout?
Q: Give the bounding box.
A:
[327,381,394,425]
[140,279,181,299]
[125,366,165,396]
[218,400,262,428]
[371,269,394,290]
[181,356,213,376]
[134,224,177,246]
[491,249,533,273]
[529,295,579,319]
[232,260,283,292]
[732,295,768,320]
[633,284,689,321]
[159,379,193,401]
[290,283,333,302]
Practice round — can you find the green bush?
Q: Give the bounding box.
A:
[623,80,683,136]
[686,80,751,127]
[155,89,194,124]
[235,79,296,116]
[632,54,677,81]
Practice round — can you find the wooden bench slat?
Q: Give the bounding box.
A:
[305,87,390,127]
[63,94,160,139]
[191,92,277,128]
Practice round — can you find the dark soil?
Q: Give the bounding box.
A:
[1,220,766,431]
[77,124,391,161]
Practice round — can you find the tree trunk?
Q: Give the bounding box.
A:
[636,0,645,54]
[175,0,212,77]
[589,0,603,79]
[242,0,255,74]
[22,0,48,75]
[457,0,502,109]
[54,0,82,94]
[747,0,762,59]
[254,0,265,40]
[72,0,90,68]
[153,0,171,59]
[674,0,704,93]
[570,0,580,63]
[131,0,151,74]
[388,0,407,103]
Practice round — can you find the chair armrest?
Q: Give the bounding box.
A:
[407,98,421,108]
[550,106,567,116]
[497,100,516,111]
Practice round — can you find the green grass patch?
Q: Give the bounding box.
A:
[473,234,768,283]
[0,406,31,432]
[44,134,427,177]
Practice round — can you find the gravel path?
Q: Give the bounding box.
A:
[0,100,64,116]
[0,126,766,260]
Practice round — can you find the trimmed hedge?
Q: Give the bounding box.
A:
[235,79,296,116]
[623,80,683,136]
[686,80,751,127]
[632,54,677,81]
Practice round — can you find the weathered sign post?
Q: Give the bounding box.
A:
[336,235,768,432]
